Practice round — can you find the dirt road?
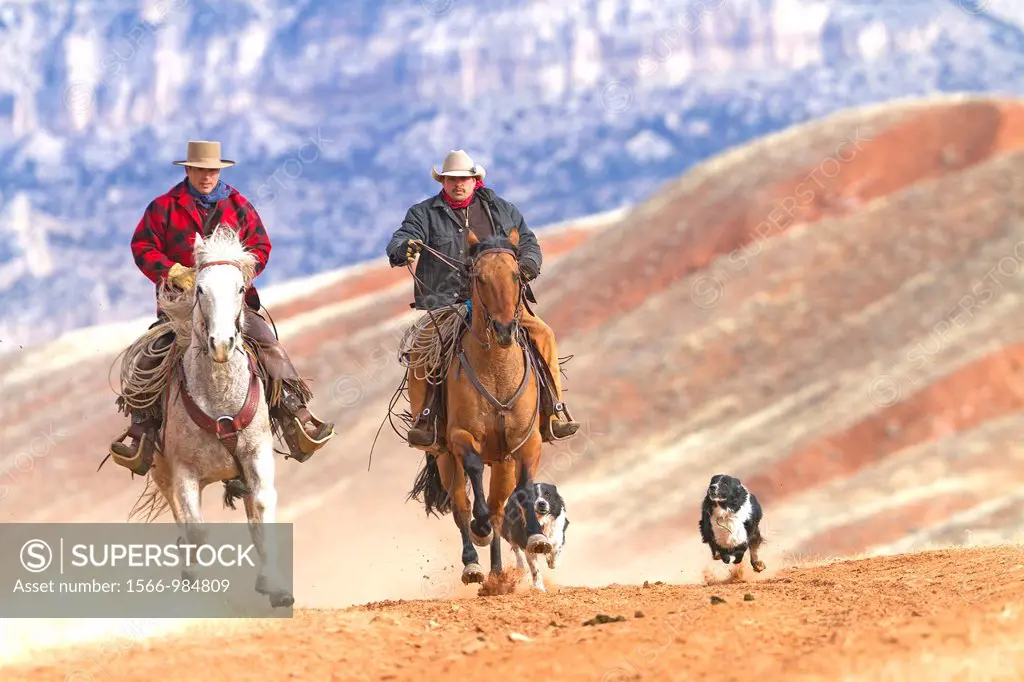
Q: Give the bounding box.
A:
[7,545,1024,681]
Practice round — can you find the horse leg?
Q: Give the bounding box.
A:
[169,467,206,582]
[241,441,294,608]
[451,430,492,547]
[515,441,551,555]
[485,460,517,576]
[435,448,483,584]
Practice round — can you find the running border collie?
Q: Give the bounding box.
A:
[501,482,569,591]
[699,473,766,572]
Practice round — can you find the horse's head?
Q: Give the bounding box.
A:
[466,229,524,347]
[191,224,257,362]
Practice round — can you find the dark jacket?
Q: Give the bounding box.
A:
[385,187,543,310]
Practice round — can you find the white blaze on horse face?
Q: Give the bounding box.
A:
[197,263,245,363]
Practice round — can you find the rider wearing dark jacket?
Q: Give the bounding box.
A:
[386,149,579,447]
[386,185,543,309]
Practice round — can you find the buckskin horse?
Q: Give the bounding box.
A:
[124,224,293,608]
[408,228,552,587]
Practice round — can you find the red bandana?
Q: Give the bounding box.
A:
[441,179,484,210]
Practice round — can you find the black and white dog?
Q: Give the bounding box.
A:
[699,474,766,572]
[501,482,569,591]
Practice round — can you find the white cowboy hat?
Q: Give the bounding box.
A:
[431,149,486,182]
[172,140,236,169]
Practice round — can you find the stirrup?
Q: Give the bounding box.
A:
[543,401,580,442]
[284,413,334,463]
[407,405,440,448]
[108,428,155,476]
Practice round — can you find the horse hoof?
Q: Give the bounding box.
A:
[462,564,485,584]
[526,534,551,555]
[470,519,493,547]
[268,591,294,608]
[752,560,766,573]
[255,575,293,607]
[470,528,493,547]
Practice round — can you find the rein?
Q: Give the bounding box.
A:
[455,329,541,459]
[468,247,525,348]
[176,257,260,471]
[402,238,539,460]
[192,259,247,340]
[456,245,537,459]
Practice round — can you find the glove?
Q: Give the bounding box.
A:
[405,239,424,264]
[167,262,196,290]
[519,259,539,282]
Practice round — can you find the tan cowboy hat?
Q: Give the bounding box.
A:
[431,149,485,182]
[172,140,236,169]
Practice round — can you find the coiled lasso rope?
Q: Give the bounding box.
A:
[398,303,468,386]
[114,323,180,414]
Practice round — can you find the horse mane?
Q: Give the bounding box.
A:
[156,224,258,344]
[195,223,258,282]
[469,233,519,259]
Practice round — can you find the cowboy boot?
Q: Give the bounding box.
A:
[548,400,581,440]
[278,388,335,462]
[109,410,160,476]
[408,382,442,448]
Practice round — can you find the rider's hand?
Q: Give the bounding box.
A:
[519,259,539,282]
[406,239,424,264]
[167,262,196,290]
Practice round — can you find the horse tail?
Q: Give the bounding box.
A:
[407,453,452,518]
[128,474,171,523]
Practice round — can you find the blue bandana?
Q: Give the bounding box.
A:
[185,178,232,209]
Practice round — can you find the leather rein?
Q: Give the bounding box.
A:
[176,259,262,457]
[454,246,540,460]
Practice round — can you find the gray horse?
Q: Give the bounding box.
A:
[130,224,292,609]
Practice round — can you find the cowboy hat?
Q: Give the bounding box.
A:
[172,140,236,169]
[431,149,486,182]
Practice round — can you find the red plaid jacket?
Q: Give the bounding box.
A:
[130,180,271,313]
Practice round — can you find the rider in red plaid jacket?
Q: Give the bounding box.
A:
[130,179,271,313]
[109,140,334,477]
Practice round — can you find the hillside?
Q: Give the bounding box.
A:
[4,0,1024,349]
[6,546,1024,681]
[3,93,1024,665]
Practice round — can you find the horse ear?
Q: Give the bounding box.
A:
[467,230,480,247]
[507,227,520,248]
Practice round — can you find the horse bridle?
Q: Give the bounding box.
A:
[191,259,247,343]
[468,246,525,346]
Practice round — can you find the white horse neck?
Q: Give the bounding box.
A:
[183,342,253,416]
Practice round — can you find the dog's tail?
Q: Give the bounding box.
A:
[407,453,452,518]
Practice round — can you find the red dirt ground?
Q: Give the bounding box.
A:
[7,546,1024,682]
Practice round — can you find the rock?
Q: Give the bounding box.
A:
[583,614,627,626]
[634,610,645,618]
[710,595,727,605]
[743,594,755,601]
[508,632,532,642]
